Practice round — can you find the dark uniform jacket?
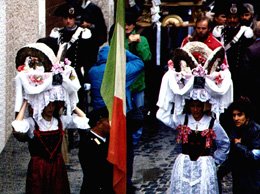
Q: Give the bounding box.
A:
[221,25,254,98]
[80,1,107,47]
[242,39,260,123]
[78,130,114,194]
[57,26,97,84]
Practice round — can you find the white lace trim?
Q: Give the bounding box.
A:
[14,66,81,121]
[169,154,219,194]
[157,68,233,120]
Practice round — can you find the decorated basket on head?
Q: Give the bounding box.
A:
[14,42,81,121]
[157,41,233,120]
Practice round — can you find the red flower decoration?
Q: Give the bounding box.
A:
[201,128,216,148]
[176,125,192,144]
[29,75,44,85]
[214,73,223,85]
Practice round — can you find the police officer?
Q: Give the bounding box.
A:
[50,2,97,113]
[213,1,254,100]
[50,2,98,150]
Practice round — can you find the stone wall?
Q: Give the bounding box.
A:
[0,0,40,152]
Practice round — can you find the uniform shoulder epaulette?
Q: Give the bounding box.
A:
[243,26,254,38]
[50,27,63,38]
[212,25,224,38]
[81,28,92,39]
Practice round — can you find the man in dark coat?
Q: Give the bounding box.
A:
[78,107,114,194]
[242,20,260,123]
[78,0,107,47]
[78,0,108,78]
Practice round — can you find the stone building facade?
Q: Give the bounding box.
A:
[0,0,114,153]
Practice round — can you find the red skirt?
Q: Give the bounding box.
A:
[26,153,70,194]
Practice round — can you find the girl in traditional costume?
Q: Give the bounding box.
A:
[12,42,90,194]
[156,41,233,194]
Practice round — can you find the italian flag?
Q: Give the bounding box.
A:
[100,0,126,193]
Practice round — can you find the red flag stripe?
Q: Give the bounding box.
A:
[108,96,126,193]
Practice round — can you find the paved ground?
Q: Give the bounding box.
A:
[0,119,232,194]
[131,120,233,194]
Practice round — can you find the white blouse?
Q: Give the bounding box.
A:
[12,114,90,139]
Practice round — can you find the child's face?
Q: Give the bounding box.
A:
[190,100,204,121]
[42,102,55,118]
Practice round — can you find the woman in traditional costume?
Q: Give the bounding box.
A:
[156,41,233,194]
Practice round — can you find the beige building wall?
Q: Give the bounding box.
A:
[0,0,41,152]
[0,0,113,153]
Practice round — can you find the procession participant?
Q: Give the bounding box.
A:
[156,41,233,193]
[50,2,97,149]
[78,107,114,194]
[181,16,224,51]
[12,42,90,194]
[181,15,228,68]
[213,1,254,99]
[50,2,96,112]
